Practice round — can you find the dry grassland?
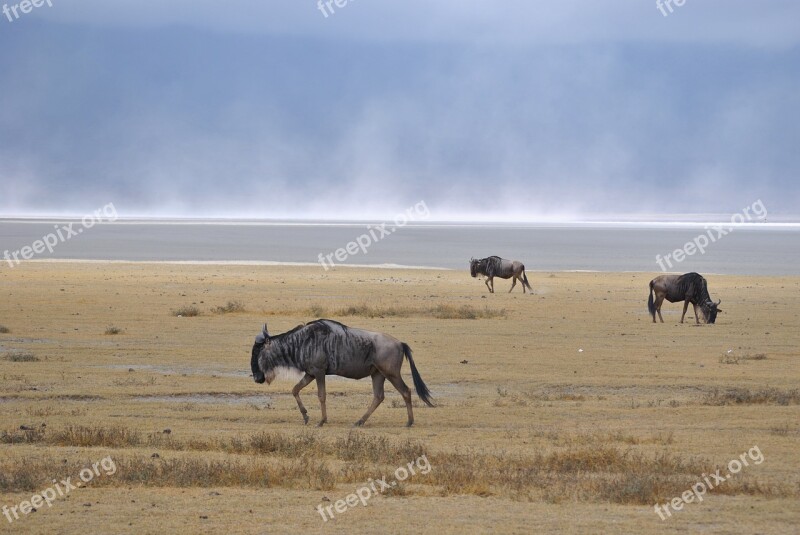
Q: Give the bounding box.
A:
[0,262,798,534]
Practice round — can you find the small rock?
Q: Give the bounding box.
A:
[162,429,171,434]
[151,453,160,458]
[460,360,468,364]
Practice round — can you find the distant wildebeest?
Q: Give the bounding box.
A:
[648,272,722,324]
[251,319,433,427]
[470,256,533,293]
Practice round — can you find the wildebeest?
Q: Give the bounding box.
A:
[648,272,722,324]
[251,319,433,427]
[470,256,533,293]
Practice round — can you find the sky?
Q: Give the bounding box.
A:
[0,1,798,221]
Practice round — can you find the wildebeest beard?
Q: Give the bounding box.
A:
[251,340,266,383]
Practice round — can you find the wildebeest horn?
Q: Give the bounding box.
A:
[716,299,721,305]
[255,322,270,344]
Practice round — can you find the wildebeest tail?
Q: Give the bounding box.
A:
[647,280,656,318]
[522,269,533,291]
[401,343,434,407]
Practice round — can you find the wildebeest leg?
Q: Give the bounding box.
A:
[355,372,386,427]
[488,277,495,293]
[509,277,517,293]
[655,296,665,323]
[292,373,314,425]
[680,300,690,323]
[386,374,414,427]
[315,375,327,427]
[692,303,701,324]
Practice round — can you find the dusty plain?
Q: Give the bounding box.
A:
[0,262,798,534]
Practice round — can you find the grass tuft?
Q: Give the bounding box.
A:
[309,303,506,320]
[3,352,39,362]
[702,387,800,406]
[49,426,142,448]
[171,305,200,317]
[211,300,246,314]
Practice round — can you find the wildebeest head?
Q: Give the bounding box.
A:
[469,258,478,277]
[702,299,722,324]
[251,323,270,384]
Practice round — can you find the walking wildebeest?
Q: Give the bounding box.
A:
[648,272,722,324]
[251,319,433,427]
[470,256,533,293]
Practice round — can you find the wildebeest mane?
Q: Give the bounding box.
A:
[675,272,711,304]
[260,319,358,371]
[251,322,306,377]
[473,256,503,278]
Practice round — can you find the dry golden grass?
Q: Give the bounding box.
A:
[309,302,506,319]
[4,424,788,506]
[0,262,798,534]
[211,300,246,314]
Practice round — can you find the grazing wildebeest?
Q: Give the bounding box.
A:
[648,272,722,324]
[470,256,533,293]
[250,319,433,427]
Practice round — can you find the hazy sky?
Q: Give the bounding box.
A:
[1,1,798,220]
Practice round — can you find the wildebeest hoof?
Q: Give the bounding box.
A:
[302,414,309,425]
[405,421,414,427]
[317,421,326,427]
[354,420,364,427]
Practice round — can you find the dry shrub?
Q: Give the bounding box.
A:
[111,457,270,488]
[3,352,39,362]
[211,300,245,314]
[702,387,800,406]
[0,427,46,444]
[49,425,142,448]
[171,306,200,317]
[312,303,506,320]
